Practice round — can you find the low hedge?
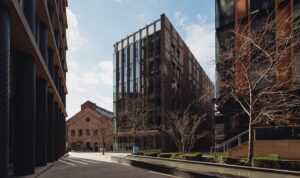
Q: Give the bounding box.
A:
[182,152,202,161]
[252,154,281,169]
[159,153,173,158]
[144,152,159,157]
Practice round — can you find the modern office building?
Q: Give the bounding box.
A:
[67,101,113,152]
[113,14,214,152]
[215,0,300,158]
[0,0,68,177]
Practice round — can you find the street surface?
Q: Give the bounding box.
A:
[39,152,178,178]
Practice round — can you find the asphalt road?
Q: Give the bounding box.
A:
[39,157,177,178]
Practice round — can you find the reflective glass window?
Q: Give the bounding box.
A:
[250,0,275,13]
[296,53,300,80]
[124,48,127,83]
[216,0,234,28]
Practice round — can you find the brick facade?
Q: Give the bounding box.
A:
[67,101,114,151]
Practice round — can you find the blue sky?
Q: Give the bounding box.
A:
[66,0,215,118]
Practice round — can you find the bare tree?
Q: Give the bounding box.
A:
[162,91,213,153]
[118,96,154,148]
[217,8,300,163]
[93,114,113,155]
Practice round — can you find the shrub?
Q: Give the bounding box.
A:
[182,152,202,161]
[159,153,173,158]
[171,153,183,159]
[213,152,230,164]
[144,152,159,157]
[252,154,281,169]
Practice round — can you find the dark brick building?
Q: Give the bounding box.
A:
[215,0,300,143]
[113,14,214,152]
[0,0,68,177]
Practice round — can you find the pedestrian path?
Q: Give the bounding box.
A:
[58,157,103,167]
[38,152,175,178]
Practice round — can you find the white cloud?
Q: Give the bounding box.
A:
[66,8,86,51]
[136,14,152,28]
[66,8,113,119]
[174,11,188,27]
[182,13,216,83]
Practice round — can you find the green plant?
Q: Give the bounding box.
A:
[182,152,202,161]
[213,152,230,164]
[171,153,183,159]
[252,154,281,169]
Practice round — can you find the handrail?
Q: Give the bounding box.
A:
[215,130,249,147]
[211,130,249,155]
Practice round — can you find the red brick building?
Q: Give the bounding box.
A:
[67,101,114,151]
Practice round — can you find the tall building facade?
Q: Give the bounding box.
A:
[67,101,113,152]
[0,0,68,177]
[113,14,214,152]
[215,0,300,143]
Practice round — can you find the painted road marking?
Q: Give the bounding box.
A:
[59,159,76,166]
[70,158,101,164]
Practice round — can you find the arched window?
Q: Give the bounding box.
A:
[86,117,90,122]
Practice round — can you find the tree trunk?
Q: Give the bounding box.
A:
[247,124,254,163]
[102,138,105,155]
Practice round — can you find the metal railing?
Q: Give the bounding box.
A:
[211,130,249,155]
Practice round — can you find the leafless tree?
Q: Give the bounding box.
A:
[217,8,300,163]
[118,96,154,147]
[162,91,213,153]
[93,114,113,155]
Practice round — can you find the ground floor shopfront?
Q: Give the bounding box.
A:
[113,130,162,152]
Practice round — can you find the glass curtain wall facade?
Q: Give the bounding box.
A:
[113,19,162,151]
[113,14,215,152]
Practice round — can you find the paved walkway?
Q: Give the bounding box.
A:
[38,152,178,178]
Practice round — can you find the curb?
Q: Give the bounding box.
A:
[129,155,300,176]
[112,156,232,178]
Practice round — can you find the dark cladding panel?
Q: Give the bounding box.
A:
[215,0,234,29]
[35,78,48,166]
[0,4,10,178]
[13,52,36,176]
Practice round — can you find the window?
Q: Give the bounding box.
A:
[176,49,180,59]
[86,117,90,122]
[250,0,275,13]
[71,130,75,136]
[78,129,83,136]
[86,129,90,136]
[296,53,300,80]
[171,44,175,56]
[216,0,234,28]
[94,129,98,136]
[189,59,192,74]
